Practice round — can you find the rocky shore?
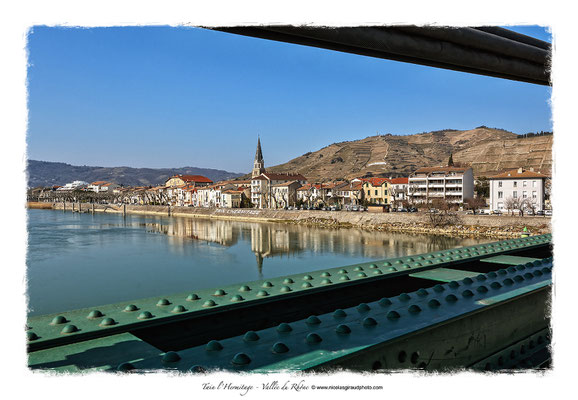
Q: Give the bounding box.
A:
[40,202,551,239]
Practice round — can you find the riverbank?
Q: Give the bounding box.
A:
[34,202,551,239]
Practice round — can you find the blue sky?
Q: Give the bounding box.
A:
[26,25,552,173]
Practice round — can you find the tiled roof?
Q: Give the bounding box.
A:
[390,177,409,184]
[489,169,549,179]
[364,178,390,187]
[170,175,213,183]
[263,172,307,181]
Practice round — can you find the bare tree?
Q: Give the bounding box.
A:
[428,199,461,228]
[464,196,486,214]
[522,197,538,215]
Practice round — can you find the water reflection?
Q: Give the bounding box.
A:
[141,218,487,276]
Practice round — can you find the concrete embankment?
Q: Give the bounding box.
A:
[41,202,552,239]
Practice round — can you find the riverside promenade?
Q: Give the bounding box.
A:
[39,202,552,239]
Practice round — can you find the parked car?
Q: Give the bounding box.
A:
[330,206,336,211]
[545,209,552,216]
[465,210,474,214]
[398,208,408,212]
[409,207,418,213]
[535,210,545,216]
[351,205,359,211]
[491,210,502,215]
[429,209,438,213]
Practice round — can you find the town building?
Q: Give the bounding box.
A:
[362,178,391,207]
[165,174,213,188]
[249,137,307,208]
[488,168,549,212]
[56,180,89,191]
[389,177,409,208]
[407,166,474,204]
[87,181,120,193]
[271,181,301,209]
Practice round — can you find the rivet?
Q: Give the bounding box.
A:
[186,294,200,301]
[306,315,322,325]
[357,272,367,277]
[398,293,411,302]
[302,282,313,288]
[373,270,383,275]
[232,353,251,366]
[238,286,251,292]
[411,351,420,364]
[363,317,378,327]
[401,264,411,269]
[335,324,352,334]
[517,265,526,271]
[514,275,525,282]
[406,257,415,262]
[497,269,508,276]
[123,304,139,312]
[523,273,534,280]
[340,276,350,281]
[541,267,552,274]
[445,294,458,303]
[395,260,403,264]
[171,305,187,313]
[357,303,371,313]
[533,260,543,267]
[487,272,498,279]
[424,260,433,265]
[162,351,181,363]
[416,289,429,297]
[306,333,323,344]
[280,286,292,293]
[433,284,445,293]
[283,278,294,284]
[27,331,39,341]
[99,317,116,327]
[50,316,67,325]
[214,289,228,297]
[463,277,474,285]
[272,342,290,354]
[444,257,453,262]
[138,311,153,320]
[383,262,392,267]
[262,282,274,288]
[490,282,502,289]
[87,310,103,319]
[387,311,401,320]
[277,323,293,333]
[472,251,479,256]
[379,298,393,307]
[449,281,460,289]
[408,304,422,314]
[206,340,223,351]
[189,365,207,373]
[462,289,474,298]
[428,299,441,308]
[387,267,398,272]
[426,254,435,259]
[338,269,348,274]
[333,309,347,318]
[303,275,313,281]
[203,300,217,307]
[369,264,378,269]
[417,256,425,260]
[398,351,407,363]
[61,324,78,334]
[243,331,260,342]
[476,274,487,282]
[529,340,535,349]
[117,362,135,372]
[321,279,332,285]
[231,295,244,302]
[507,267,517,273]
[256,290,269,297]
[321,272,331,277]
[477,286,489,293]
[414,263,423,267]
[157,299,171,306]
[533,270,543,277]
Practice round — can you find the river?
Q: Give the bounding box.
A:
[26,209,491,316]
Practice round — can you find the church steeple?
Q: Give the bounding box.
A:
[252,136,266,178]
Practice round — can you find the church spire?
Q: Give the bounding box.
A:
[252,135,266,178]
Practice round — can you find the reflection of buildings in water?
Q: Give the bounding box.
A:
[138,216,488,274]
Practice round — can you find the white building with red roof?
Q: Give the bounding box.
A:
[488,168,549,212]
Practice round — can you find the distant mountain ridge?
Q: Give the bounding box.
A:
[264,127,552,181]
[27,160,244,188]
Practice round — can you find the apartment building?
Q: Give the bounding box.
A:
[408,166,474,204]
[488,168,549,211]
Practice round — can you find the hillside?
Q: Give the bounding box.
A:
[264,128,552,181]
[27,160,244,188]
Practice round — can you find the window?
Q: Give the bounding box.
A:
[513,191,517,198]
[367,190,370,195]
[375,190,378,195]
[523,181,527,187]
[523,191,527,198]
[513,181,517,188]
[533,181,537,187]
[533,191,537,199]
[498,191,503,199]
[498,202,503,209]
[498,181,502,188]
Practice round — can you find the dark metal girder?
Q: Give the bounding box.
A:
[214,26,551,86]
